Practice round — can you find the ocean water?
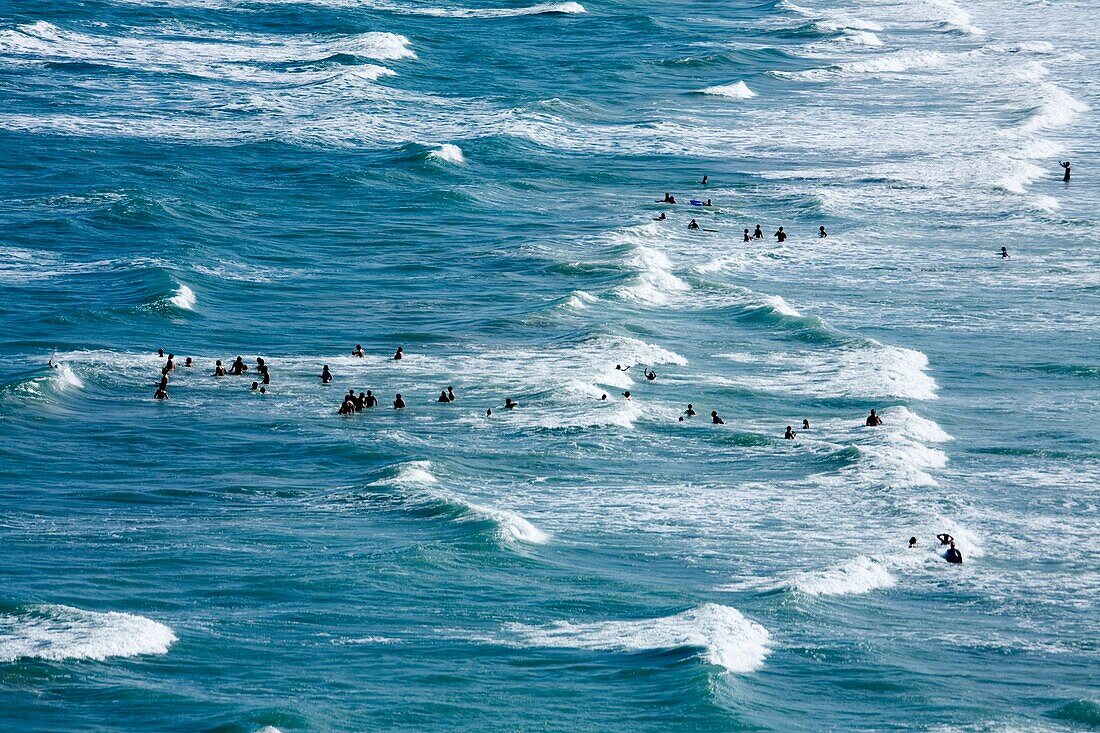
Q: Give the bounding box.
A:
[0,0,1098,729]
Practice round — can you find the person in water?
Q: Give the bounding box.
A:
[1001,246,1010,258]
[753,225,763,239]
[661,193,677,204]
[393,393,406,409]
[365,390,378,408]
[393,346,404,361]
[654,212,667,221]
[486,408,493,418]
[47,359,59,369]
[251,381,259,391]
[256,357,270,385]
[684,404,696,417]
[645,369,656,381]
[184,357,193,368]
[154,386,169,400]
[936,533,954,546]
[157,349,164,358]
[214,359,227,377]
[819,226,828,238]
[744,228,751,242]
[165,354,176,372]
[866,409,883,426]
[319,365,333,384]
[447,386,456,402]
[1059,160,1071,182]
[711,411,724,425]
[616,364,630,372]
[944,541,963,564]
[259,387,267,395]
[338,397,355,415]
[352,344,365,358]
[229,356,247,375]
[802,419,810,430]
[701,175,708,185]
[688,219,700,230]
[908,536,918,548]
[355,392,367,411]
[504,398,518,409]
[784,426,796,439]
[622,391,632,400]
[704,199,712,207]
[774,227,787,242]
[438,390,450,403]
[600,394,608,401]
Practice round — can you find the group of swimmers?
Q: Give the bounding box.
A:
[908,533,964,563]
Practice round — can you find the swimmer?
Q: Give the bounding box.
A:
[486,408,493,418]
[393,393,406,409]
[659,193,677,204]
[616,364,631,372]
[654,213,667,221]
[1059,160,1071,182]
[688,219,700,230]
[701,175,708,185]
[774,227,787,242]
[158,374,169,389]
[678,416,684,422]
[256,358,270,385]
[944,541,963,564]
[802,419,810,430]
[184,357,193,368]
[753,225,763,239]
[251,381,259,391]
[154,386,169,400]
[338,398,355,415]
[784,426,796,439]
[744,228,751,242]
[600,394,608,401]
[393,346,404,361]
[908,537,918,548]
[704,199,712,207]
[165,354,175,371]
[1001,246,1010,259]
[711,411,724,425]
[229,356,247,375]
[504,398,518,409]
[157,349,164,358]
[366,390,378,408]
[645,370,656,381]
[356,392,367,411]
[936,533,954,546]
[346,388,356,402]
[319,365,333,384]
[622,391,631,400]
[865,409,883,426]
[447,386,456,402]
[214,359,227,377]
[438,390,450,403]
[259,387,266,395]
[352,344,365,358]
[819,226,827,238]
[684,404,696,417]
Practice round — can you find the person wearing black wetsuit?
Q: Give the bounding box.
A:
[1060,160,1071,182]
[866,409,883,426]
[366,390,378,407]
[945,542,963,564]
[393,393,406,409]
[784,426,796,439]
[753,225,763,239]
[688,219,700,230]
[774,227,787,242]
[711,411,724,425]
[684,404,696,417]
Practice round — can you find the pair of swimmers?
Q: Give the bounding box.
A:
[908,534,963,563]
[437,386,456,403]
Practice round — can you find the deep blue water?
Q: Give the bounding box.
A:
[1,0,1098,730]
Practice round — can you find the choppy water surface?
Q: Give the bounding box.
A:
[1,0,1097,730]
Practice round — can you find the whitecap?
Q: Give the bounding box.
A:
[427,143,466,164]
[169,283,196,311]
[794,555,896,596]
[0,604,176,662]
[700,81,756,99]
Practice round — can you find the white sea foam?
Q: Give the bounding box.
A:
[926,0,984,35]
[53,363,85,391]
[794,555,896,596]
[562,290,598,310]
[700,81,756,99]
[0,604,176,662]
[427,143,466,164]
[615,246,690,305]
[168,283,196,310]
[1019,85,1088,134]
[500,604,770,674]
[837,30,883,46]
[407,1,586,17]
[763,295,801,317]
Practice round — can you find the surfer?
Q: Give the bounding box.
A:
[654,212,667,221]
[660,193,677,204]
[701,175,708,185]
[214,360,227,377]
[1059,160,1071,182]
[802,419,810,430]
[684,404,697,417]
[352,344,365,358]
[784,426,796,439]
[320,365,333,384]
[600,394,608,401]
[936,533,954,546]
[753,225,763,239]
[645,369,656,381]
[865,409,883,426]
[393,346,404,361]
[486,408,493,418]
[622,390,632,400]
[1001,246,1010,258]
[819,226,828,238]
[688,219,700,230]
[705,199,712,207]
[908,536,918,548]
[438,389,450,403]
[504,398,518,410]
[774,227,787,242]
[711,411,724,425]
[393,393,406,409]
[944,542,963,564]
[744,228,751,242]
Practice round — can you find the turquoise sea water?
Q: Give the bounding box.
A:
[1,0,1098,730]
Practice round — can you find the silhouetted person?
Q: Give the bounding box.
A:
[393,393,405,409]
[866,409,883,426]
[784,426,796,439]
[1060,160,1071,182]
[320,365,333,384]
[774,227,787,242]
[711,411,724,425]
[753,225,763,239]
[945,541,963,564]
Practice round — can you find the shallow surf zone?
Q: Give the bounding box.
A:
[371,461,550,545]
[495,603,770,674]
[0,604,176,662]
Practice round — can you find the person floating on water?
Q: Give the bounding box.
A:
[866,409,883,426]
[352,344,365,358]
[438,390,450,403]
[622,391,632,400]
[504,398,518,409]
[701,175,708,185]
[753,225,763,239]
[214,360,227,377]
[711,411,724,425]
[908,536,918,548]
[259,387,266,395]
[616,364,630,372]
[393,346,404,361]
[1001,246,1010,259]
[394,393,406,409]
[688,219,700,230]
[819,226,828,238]
[251,381,259,391]
[684,404,697,417]
[486,408,493,418]
[744,228,751,242]
[645,369,656,381]
[1059,160,1071,182]
[937,533,954,546]
[784,426,796,439]
[654,212,667,221]
[319,365,332,384]
[944,541,963,564]
[660,193,677,204]
[802,419,810,430]
[774,227,787,242]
